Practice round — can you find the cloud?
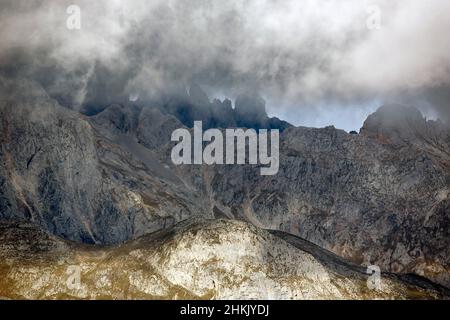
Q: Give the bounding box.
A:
[0,0,449,127]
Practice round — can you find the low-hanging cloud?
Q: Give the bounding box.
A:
[1,0,449,128]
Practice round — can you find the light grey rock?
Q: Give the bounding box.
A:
[0,78,448,289]
[202,106,450,287]
[0,219,447,300]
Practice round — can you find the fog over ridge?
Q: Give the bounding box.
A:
[1,0,449,130]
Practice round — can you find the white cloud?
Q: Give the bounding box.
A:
[1,0,449,125]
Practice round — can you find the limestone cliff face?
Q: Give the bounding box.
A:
[204,107,450,287]
[0,79,448,292]
[0,219,447,300]
[0,80,210,245]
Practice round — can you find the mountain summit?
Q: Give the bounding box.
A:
[0,80,449,294]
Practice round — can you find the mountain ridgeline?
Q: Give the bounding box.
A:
[0,79,449,296]
[82,83,292,132]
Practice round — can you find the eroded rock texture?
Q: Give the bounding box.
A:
[0,219,447,300]
[0,79,210,245]
[0,79,449,293]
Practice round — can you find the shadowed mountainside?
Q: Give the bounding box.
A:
[0,78,449,291]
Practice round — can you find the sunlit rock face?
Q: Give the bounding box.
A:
[0,79,448,293]
[203,106,450,287]
[0,219,447,300]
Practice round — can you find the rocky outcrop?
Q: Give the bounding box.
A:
[361,104,450,152]
[161,84,291,131]
[0,219,447,300]
[204,107,450,287]
[0,78,448,291]
[0,80,210,245]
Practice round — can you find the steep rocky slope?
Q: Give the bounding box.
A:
[0,78,448,290]
[0,79,210,244]
[203,113,450,287]
[0,219,447,300]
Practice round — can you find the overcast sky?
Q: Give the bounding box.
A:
[1,0,449,130]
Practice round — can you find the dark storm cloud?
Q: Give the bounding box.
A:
[0,0,449,126]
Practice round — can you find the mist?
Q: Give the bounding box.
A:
[1,0,449,130]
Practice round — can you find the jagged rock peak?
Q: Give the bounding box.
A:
[212,98,233,110]
[235,92,268,119]
[91,103,141,134]
[360,104,429,143]
[188,83,210,106]
[362,104,425,130]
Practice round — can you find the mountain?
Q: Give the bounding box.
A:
[157,84,292,131]
[203,105,450,287]
[0,78,449,296]
[0,218,447,299]
[0,80,209,244]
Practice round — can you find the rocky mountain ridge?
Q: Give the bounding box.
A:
[0,218,447,299]
[0,78,449,292]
